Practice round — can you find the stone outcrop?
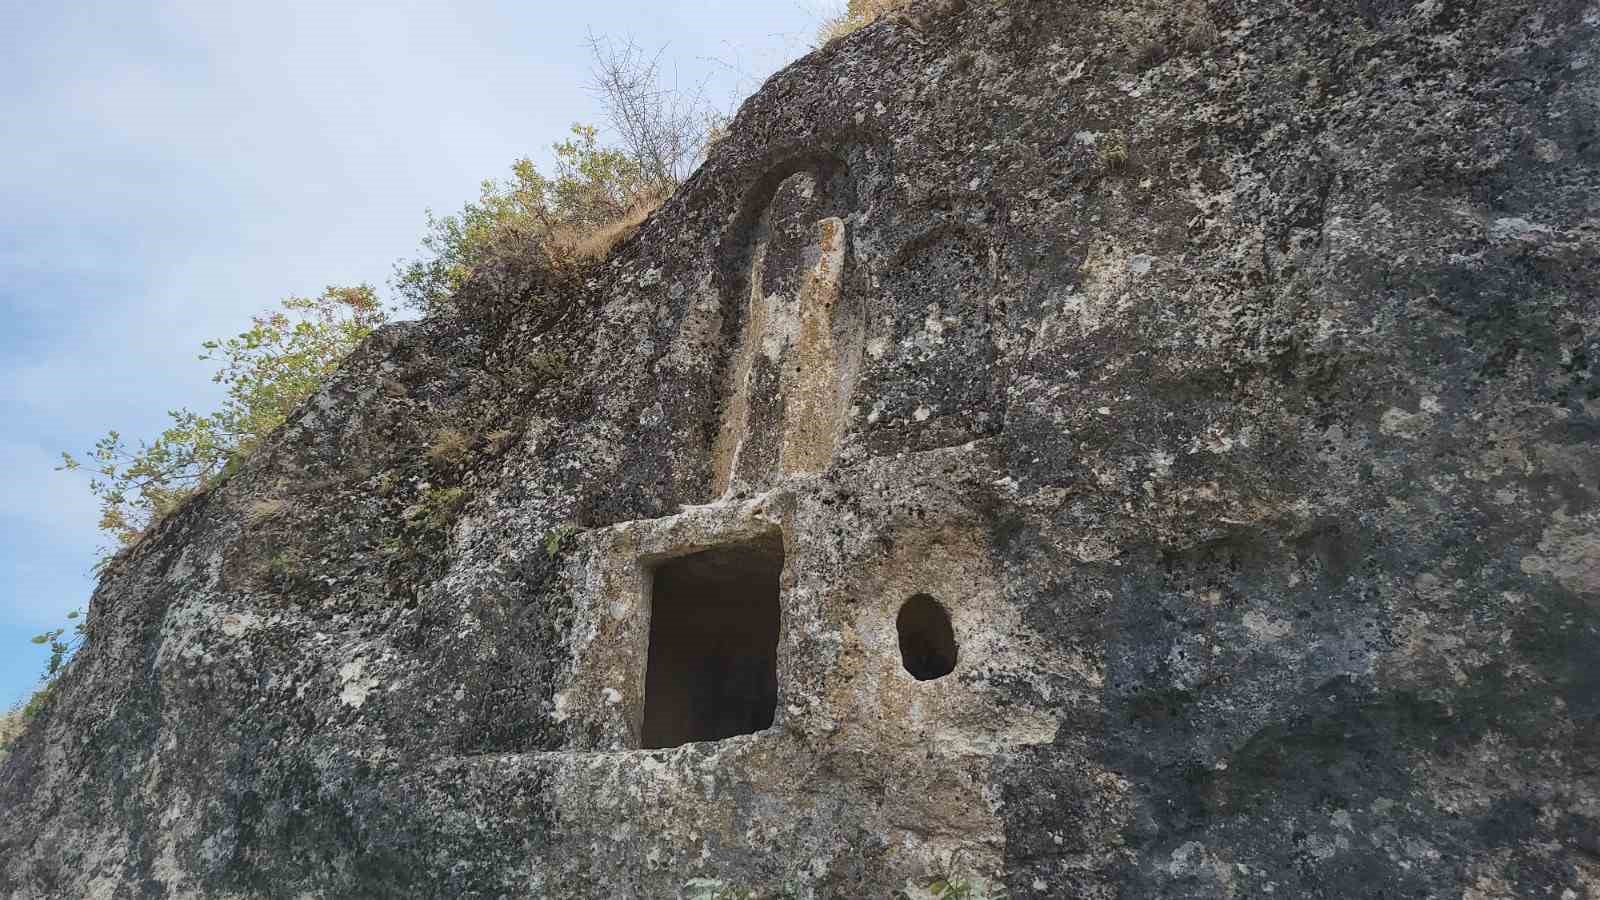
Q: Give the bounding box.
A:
[4,0,1599,896]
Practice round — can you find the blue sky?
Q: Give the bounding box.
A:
[0,0,825,709]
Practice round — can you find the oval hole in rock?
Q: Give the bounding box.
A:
[897,594,957,681]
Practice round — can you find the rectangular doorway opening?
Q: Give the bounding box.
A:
[641,534,782,749]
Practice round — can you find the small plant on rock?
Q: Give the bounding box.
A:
[485,429,518,455]
[374,469,405,497]
[422,486,468,531]
[911,874,1008,900]
[426,427,475,472]
[817,0,907,45]
[0,703,26,761]
[543,523,581,557]
[247,496,288,524]
[525,350,570,383]
[901,853,1008,900]
[1098,131,1132,173]
[30,609,84,682]
[265,549,310,589]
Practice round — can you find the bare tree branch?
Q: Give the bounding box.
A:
[585,31,717,193]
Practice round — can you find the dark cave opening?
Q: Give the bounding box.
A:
[897,594,958,681]
[640,537,782,749]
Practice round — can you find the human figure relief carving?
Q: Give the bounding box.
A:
[710,169,861,497]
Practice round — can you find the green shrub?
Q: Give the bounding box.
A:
[900,855,1008,900]
[395,34,723,316]
[29,609,83,680]
[375,470,405,498]
[59,286,386,553]
[392,113,695,315]
[422,486,468,531]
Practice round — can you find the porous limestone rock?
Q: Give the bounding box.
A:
[4,0,1599,896]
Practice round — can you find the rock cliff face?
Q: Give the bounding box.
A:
[4,0,1599,896]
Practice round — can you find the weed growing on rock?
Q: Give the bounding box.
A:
[11,609,85,741]
[247,497,288,525]
[898,853,1008,900]
[374,470,404,498]
[817,0,906,45]
[396,35,717,315]
[265,549,310,590]
[525,350,571,383]
[425,428,475,472]
[29,610,83,681]
[901,874,1009,900]
[0,703,25,762]
[422,487,467,531]
[543,523,581,557]
[1183,14,1220,51]
[1098,131,1132,173]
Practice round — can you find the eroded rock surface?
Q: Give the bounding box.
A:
[4,0,1599,896]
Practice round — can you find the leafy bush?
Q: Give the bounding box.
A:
[392,125,664,314]
[395,35,720,316]
[29,609,84,680]
[524,350,571,383]
[3,654,69,761]
[484,429,518,455]
[59,286,386,552]
[899,854,1008,900]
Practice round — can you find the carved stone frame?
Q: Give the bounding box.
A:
[552,492,792,751]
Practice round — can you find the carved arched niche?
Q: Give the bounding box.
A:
[709,157,864,497]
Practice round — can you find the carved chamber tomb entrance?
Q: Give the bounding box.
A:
[640,537,783,749]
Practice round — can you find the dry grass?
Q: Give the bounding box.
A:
[425,427,474,471]
[246,496,288,525]
[1098,131,1132,172]
[818,0,908,45]
[0,704,26,760]
[484,429,518,454]
[545,194,665,265]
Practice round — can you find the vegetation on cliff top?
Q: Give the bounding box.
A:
[818,0,906,45]
[59,286,387,552]
[395,35,720,316]
[35,28,736,703]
